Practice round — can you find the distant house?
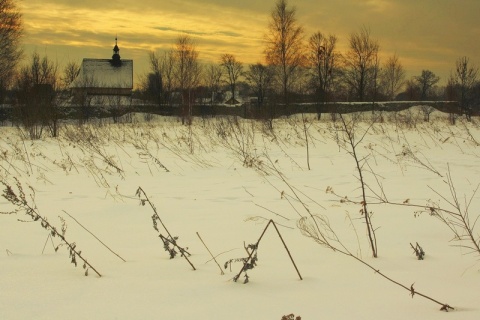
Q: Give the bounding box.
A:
[70,38,133,107]
[223,90,242,106]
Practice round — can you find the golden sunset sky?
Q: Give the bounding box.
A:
[21,0,480,86]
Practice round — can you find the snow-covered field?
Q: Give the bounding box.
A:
[1,109,479,320]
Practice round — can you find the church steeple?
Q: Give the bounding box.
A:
[111,36,122,67]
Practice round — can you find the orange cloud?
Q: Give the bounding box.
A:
[20,0,480,85]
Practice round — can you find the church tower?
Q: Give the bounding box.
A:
[70,34,133,106]
[111,36,122,67]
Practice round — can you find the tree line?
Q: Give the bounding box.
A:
[138,0,479,118]
[1,0,479,134]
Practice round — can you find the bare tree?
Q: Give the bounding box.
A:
[379,54,406,101]
[107,93,131,124]
[173,35,201,124]
[403,79,420,101]
[371,52,381,105]
[159,50,175,105]
[264,0,305,103]
[61,61,80,89]
[70,67,98,125]
[138,50,178,108]
[343,26,380,102]
[57,60,80,120]
[307,32,338,105]
[220,54,243,105]
[445,77,458,124]
[204,64,223,105]
[139,51,163,106]
[452,56,478,119]
[15,52,58,138]
[414,70,440,101]
[245,63,274,106]
[0,0,23,103]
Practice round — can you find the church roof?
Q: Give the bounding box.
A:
[71,58,133,89]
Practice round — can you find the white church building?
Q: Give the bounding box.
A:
[70,38,133,107]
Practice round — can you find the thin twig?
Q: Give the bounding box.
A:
[62,210,126,262]
[205,248,238,264]
[254,203,290,221]
[196,232,224,275]
[42,234,56,254]
[233,219,302,282]
[22,139,33,175]
[298,216,453,311]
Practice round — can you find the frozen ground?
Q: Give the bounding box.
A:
[1,109,479,319]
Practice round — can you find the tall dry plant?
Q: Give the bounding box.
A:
[135,187,196,270]
[1,178,101,277]
[337,114,378,257]
[263,155,453,311]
